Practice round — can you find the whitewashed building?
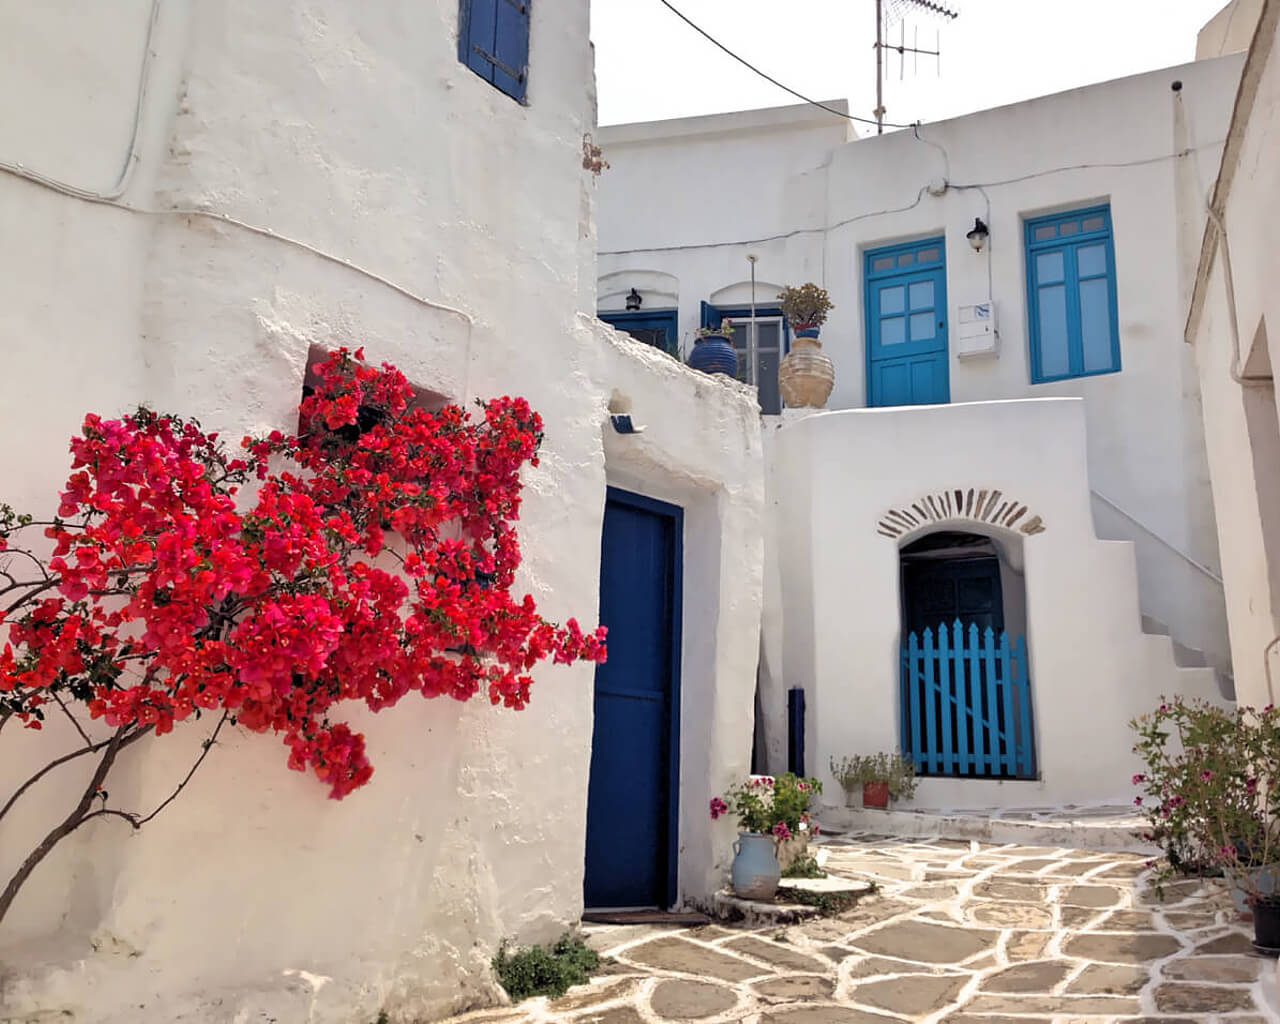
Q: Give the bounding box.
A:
[597,46,1249,813]
[1188,0,1280,714]
[0,2,764,1021]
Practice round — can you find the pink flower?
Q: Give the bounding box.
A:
[1131,773,1146,785]
[1133,796,1143,806]
[772,821,791,842]
[1200,770,1213,782]
[709,797,728,820]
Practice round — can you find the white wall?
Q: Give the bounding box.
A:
[598,59,1244,724]
[772,399,1222,813]
[1198,0,1266,58]
[0,3,764,1021]
[1189,1,1280,711]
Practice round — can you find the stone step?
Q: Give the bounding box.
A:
[710,876,872,926]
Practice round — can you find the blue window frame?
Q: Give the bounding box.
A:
[600,310,679,358]
[1025,205,1120,383]
[458,0,530,103]
[701,301,791,415]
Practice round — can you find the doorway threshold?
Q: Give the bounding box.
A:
[581,909,710,925]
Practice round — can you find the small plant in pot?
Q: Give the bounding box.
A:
[830,752,916,810]
[688,320,738,377]
[1132,698,1280,952]
[710,772,822,900]
[776,283,835,336]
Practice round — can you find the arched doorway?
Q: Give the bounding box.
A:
[898,530,1036,780]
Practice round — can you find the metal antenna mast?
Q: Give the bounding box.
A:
[874,0,959,134]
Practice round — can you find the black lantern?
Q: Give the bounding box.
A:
[625,288,642,311]
[966,218,989,253]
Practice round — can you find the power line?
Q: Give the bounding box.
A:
[654,0,918,130]
[598,143,1224,256]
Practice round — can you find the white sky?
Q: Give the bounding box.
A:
[591,0,1235,129]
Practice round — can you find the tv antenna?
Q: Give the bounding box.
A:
[874,0,959,134]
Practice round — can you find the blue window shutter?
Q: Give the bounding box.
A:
[458,0,497,84]
[494,0,530,103]
[700,301,723,330]
[1024,205,1120,383]
[458,0,528,102]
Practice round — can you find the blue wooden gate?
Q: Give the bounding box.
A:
[865,238,950,407]
[584,488,682,908]
[900,621,1036,779]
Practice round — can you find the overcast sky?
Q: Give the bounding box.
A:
[592,0,1236,129]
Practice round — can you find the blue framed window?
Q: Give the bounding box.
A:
[458,0,530,103]
[600,310,679,358]
[702,301,791,415]
[1025,205,1120,383]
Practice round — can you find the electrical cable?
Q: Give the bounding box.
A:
[654,0,919,130]
[0,0,162,201]
[600,142,1225,256]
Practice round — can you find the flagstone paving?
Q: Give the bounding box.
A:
[448,834,1275,1024]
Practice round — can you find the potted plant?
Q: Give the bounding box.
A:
[710,772,822,900]
[830,752,916,810]
[777,284,836,408]
[1132,698,1280,952]
[687,320,738,377]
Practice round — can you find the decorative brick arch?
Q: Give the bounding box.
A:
[876,487,1046,539]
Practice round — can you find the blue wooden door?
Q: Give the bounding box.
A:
[866,240,949,407]
[584,489,682,908]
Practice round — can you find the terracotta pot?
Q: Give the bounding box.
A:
[862,780,890,809]
[777,329,834,408]
[775,834,809,873]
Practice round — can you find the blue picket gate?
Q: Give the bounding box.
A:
[900,621,1036,779]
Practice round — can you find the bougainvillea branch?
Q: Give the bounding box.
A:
[0,348,605,926]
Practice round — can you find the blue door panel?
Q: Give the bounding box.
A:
[866,240,949,407]
[584,489,682,908]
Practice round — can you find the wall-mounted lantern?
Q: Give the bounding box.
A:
[966,218,989,254]
[625,288,643,311]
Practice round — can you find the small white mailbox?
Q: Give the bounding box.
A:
[956,301,998,360]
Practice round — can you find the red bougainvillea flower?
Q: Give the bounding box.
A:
[0,348,606,799]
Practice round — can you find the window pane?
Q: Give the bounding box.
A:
[1082,216,1105,232]
[1034,224,1056,241]
[917,247,940,263]
[1077,243,1107,277]
[754,322,782,350]
[880,285,905,315]
[1059,221,1078,235]
[1036,250,1064,284]
[732,336,754,384]
[897,252,915,266]
[909,280,935,310]
[1079,277,1115,372]
[1037,285,1070,378]
[757,348,781,414]
[881,316,906,345]
[910,312,935,340]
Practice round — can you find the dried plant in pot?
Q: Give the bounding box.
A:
[776,284,835,408]
[831,752,916,810]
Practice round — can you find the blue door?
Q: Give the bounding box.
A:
[866,239,949,407]
[584,488,682,908]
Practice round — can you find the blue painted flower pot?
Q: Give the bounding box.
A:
[731,831,780,900]
[688,335,738,377]
[794,326,821,340]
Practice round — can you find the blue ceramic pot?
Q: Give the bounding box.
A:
[794,326,821,340]
[688,334,738,376]
[731,832,780,900]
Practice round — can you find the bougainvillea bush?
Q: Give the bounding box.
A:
[0,348,605,924]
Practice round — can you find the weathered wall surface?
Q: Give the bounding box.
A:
[0,2,764,1021]
[1189,2,1280,711]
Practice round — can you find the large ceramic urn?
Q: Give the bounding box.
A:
[777,327,834,408]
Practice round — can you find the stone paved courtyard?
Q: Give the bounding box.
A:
[452,833,1277,1024]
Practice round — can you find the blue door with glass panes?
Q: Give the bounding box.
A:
[865,239,949,407]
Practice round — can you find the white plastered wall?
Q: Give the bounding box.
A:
[598,59,1246,771]
[0,3,764,1022]
[771,399,1222,812]
[1189,2,1280,711]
